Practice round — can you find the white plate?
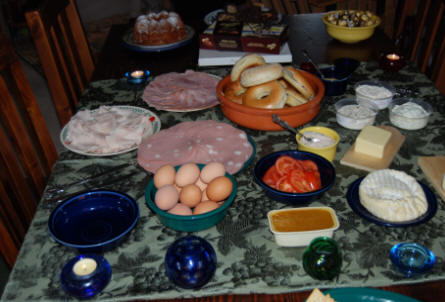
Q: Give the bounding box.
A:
[60,106,161,156]
[143,74,221,112]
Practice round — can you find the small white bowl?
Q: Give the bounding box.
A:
[335,98,379,130]
[388,98,433,130]
[355,80,395,109]
[267,207,339,247]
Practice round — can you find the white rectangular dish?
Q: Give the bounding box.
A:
[267,207,339,247]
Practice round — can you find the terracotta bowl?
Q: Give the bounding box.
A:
[216,71,325,131]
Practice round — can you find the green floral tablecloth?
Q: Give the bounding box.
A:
[2,62,445,302]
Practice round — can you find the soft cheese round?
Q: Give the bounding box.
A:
[359,169,428,222]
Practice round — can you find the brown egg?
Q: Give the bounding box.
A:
[193,200,219,215]
[200,162,226,183]
[155,184,179,210]
[153,164,176,188]
[201,189,209,201]
[175,163,200,187]
[168,203,193,216]
[194,177,208,191]
[179,184,202,208]
[206,176,233,202]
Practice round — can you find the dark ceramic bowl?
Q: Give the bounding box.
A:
[319,58,359,96]
[254,150,336,205]
[48,190,139,252]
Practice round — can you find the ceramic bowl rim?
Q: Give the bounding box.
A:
[48,189,139,249]
[254,150,336,198]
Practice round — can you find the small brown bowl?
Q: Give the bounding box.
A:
[216,71,325,131]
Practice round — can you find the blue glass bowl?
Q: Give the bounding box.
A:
[390,242,436,277]
[165,235,216,289]
[125,70,150,84]
[254,150,336,205]
[60,254,111,298]
[145,164,237,232]
[48,190,139,252]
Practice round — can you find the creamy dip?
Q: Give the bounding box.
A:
[356,84,393,109]
[300,131,336,148]
[390,101,430,130]
[337,104,376,130]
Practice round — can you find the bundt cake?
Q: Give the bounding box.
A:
[133,11,187,45]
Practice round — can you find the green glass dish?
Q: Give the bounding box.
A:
[303,236,342,280]
[145,164,237,232]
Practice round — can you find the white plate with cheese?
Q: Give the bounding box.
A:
[347,176,437,227]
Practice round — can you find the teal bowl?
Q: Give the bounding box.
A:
[145,164,237,232]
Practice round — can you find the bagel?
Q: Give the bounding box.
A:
[285,88,309,106]
[231,53,266,82]
[242,80,286,109]
[224,80,246,104]
[282,66,315,100]
[240,63,283,87]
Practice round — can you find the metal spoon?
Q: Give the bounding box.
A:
[302,49,325,79]
[271,114,319,143]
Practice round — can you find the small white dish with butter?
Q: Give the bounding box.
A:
[389,98,433,130]
[355,80,395,110]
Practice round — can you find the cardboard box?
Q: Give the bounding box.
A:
[199,21,287,54]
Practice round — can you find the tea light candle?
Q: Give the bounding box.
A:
[125,69,150,84]
[386,53,400,61]
[379,52,406,72]
[130,70,144,78]
[72,258,97,276]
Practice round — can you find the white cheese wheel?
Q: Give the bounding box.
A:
[359,169,428,222]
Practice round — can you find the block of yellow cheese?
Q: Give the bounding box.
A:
[354,125,392,158]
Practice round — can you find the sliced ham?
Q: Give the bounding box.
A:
[142,70,220,110]
[137,120,253,174]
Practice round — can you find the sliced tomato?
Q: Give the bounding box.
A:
[300,159,319,172]
[301,170,322,191]
[262,165,280,187]
[276,175,296,193]
[275,156,298,176]
[287,170,306,193]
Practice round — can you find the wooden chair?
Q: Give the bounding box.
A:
[0,33,58,268]
[24,0,95,127]
[395,0,445,94]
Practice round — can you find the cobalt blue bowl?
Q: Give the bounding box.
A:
[165,235,216,289]
[254,150,336,205]
[319,58,359,96]
[48,190,139,252]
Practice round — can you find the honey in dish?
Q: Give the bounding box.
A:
[270,209,334,232]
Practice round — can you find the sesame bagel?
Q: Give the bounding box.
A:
[242,80,286,109]
[230,53,266,82]
[240,63,283,87]
[282,66,315,100]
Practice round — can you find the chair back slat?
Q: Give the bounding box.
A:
[25,0,95,126]
[0,33,57,268]
[396,0,445,94]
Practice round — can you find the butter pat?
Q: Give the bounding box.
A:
[354,125,392,158]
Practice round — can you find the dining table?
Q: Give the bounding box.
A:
[2,12,445,302]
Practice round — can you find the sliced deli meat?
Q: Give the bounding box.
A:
[142,70,220,111]
[137,120,253,174]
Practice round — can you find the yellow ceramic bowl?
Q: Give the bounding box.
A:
[322,11,381,44]
[297,126,339,162]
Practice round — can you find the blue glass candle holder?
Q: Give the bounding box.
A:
[390,242,436,277]
[125,69,150,84]
[165,235,216,289]
[60,254,111,298]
